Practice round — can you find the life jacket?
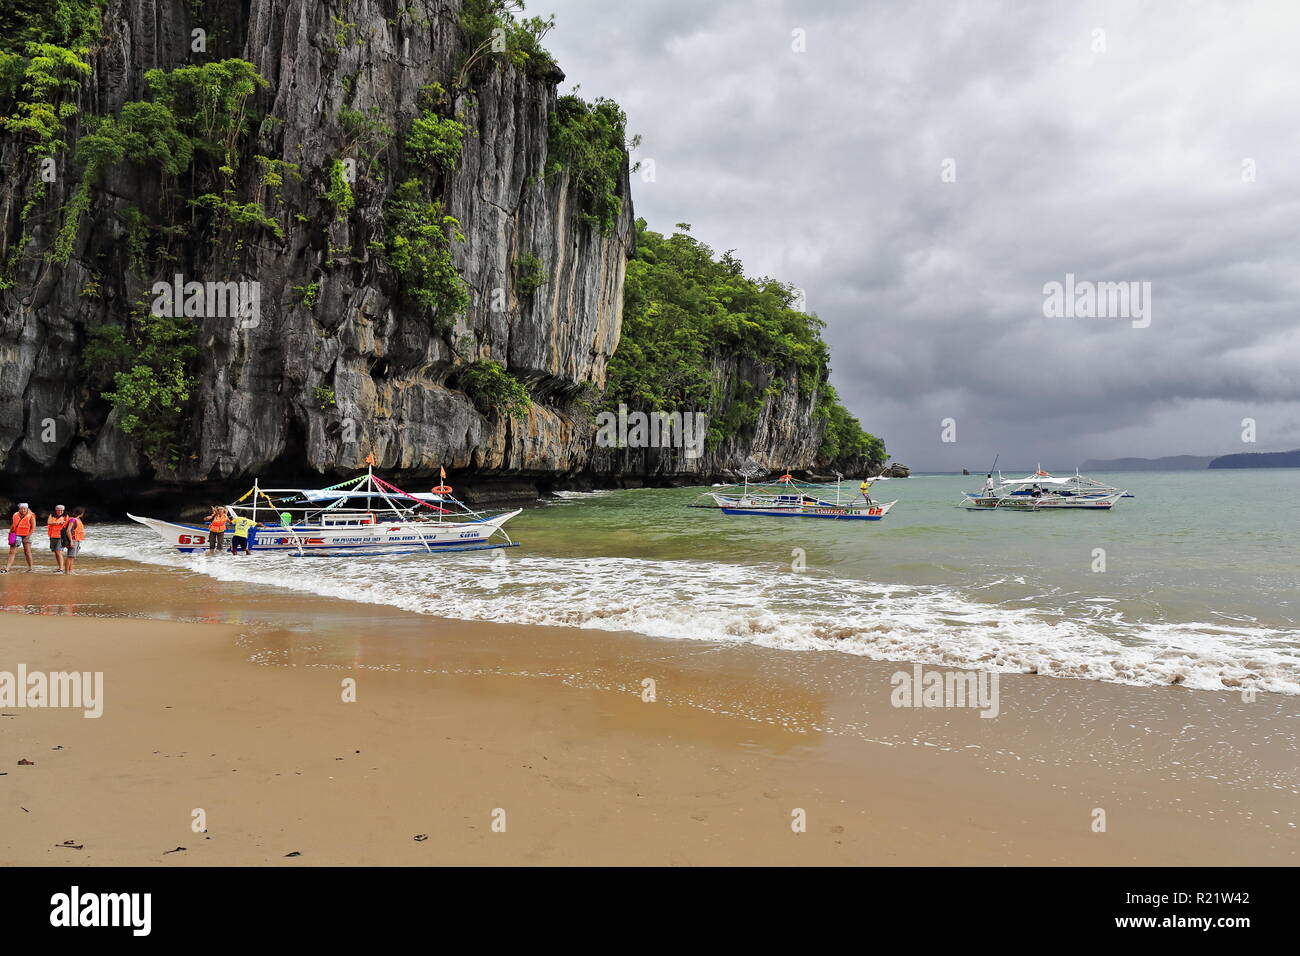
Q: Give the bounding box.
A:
[47,515,68,538]
[63,517,85,542]
[209,514,228,533]
[11,511,35,536]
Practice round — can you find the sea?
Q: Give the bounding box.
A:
[77,469,1300,695]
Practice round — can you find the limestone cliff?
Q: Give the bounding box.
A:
[0,0,880,506]
[1,0,631,495]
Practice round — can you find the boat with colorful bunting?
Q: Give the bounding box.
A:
[129,463,521,556]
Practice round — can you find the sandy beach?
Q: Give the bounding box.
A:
[2,559,1295,867]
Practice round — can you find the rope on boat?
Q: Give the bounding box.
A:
[318,475,368,492]
[361,474,438,552]
[369,474,455,515]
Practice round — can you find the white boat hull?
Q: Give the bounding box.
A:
[704,493,898,520]
[961,493,1121,511]
[128,512,520,556]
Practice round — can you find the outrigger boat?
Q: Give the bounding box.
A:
[129,465,521,556]
[692,472,898,521]
[961,468,1128,511]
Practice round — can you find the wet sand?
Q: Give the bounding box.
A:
[1,561,1296,865]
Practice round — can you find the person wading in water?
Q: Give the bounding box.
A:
[4,503,37,573]
[61,508,86,574]
[47,504,69,572]
[229,513,260,555]
[203,506,229,555]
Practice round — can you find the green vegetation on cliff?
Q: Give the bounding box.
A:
[144,59,268,168]
[83,298,200,463]
[513,252,546,296]
[815,383,883,463]
[456,0,557,86]
[406,83,467,171]
[56,57,274,462]
[382,179,470,324]
[0,0,103,50]
[547,94,632,234]
[605,220,885,466]
[459,359,532,421]
[0,41,92,156]
[0,1,103,285]
[52,58,274,267]
[77,101,194,174]
[388,79,470,334]
[0,0,102,153]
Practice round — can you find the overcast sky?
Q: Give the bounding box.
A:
[537,0,1300,470]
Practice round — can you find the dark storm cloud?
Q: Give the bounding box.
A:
[539,0,1300,469]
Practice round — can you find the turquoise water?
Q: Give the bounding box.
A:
[529,472,1296,626]
[87,469,1300,694]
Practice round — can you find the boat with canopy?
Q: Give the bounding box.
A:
[129,463,521,556]
[960,468,1128,511]
[692,471,898,521]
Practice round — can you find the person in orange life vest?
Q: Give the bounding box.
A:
[62,507,86,574]
[47,504,69,571]
[203,505,229,554]
[4,502,37,573]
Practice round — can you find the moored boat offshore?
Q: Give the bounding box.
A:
[694,473,898,520]
[961,469,1129,511]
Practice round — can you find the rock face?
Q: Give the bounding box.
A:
[879,462,910,478]
[589,354,825,479]
[0,0,873,504]
[1,0,632,494]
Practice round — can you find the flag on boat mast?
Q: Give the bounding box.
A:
[365,452,377,467]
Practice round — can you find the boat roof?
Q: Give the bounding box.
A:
[298,489,446,502]
[999,475,1076,485]
[225,467,484,518]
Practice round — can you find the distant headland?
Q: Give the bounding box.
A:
[1079,449,1300,471]
[1206,449,1300,469]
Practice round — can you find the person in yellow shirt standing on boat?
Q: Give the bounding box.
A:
[859,479,873,504]
[4,503,37,572]
[47,504,69,572]
[229,514,260,555]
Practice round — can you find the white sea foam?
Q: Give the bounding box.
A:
[84,524,1300,696]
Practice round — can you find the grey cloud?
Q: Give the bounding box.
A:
[541,0,1300,468]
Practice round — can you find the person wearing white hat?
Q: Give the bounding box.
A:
[4,502,36,572]
[47,504,69,571]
